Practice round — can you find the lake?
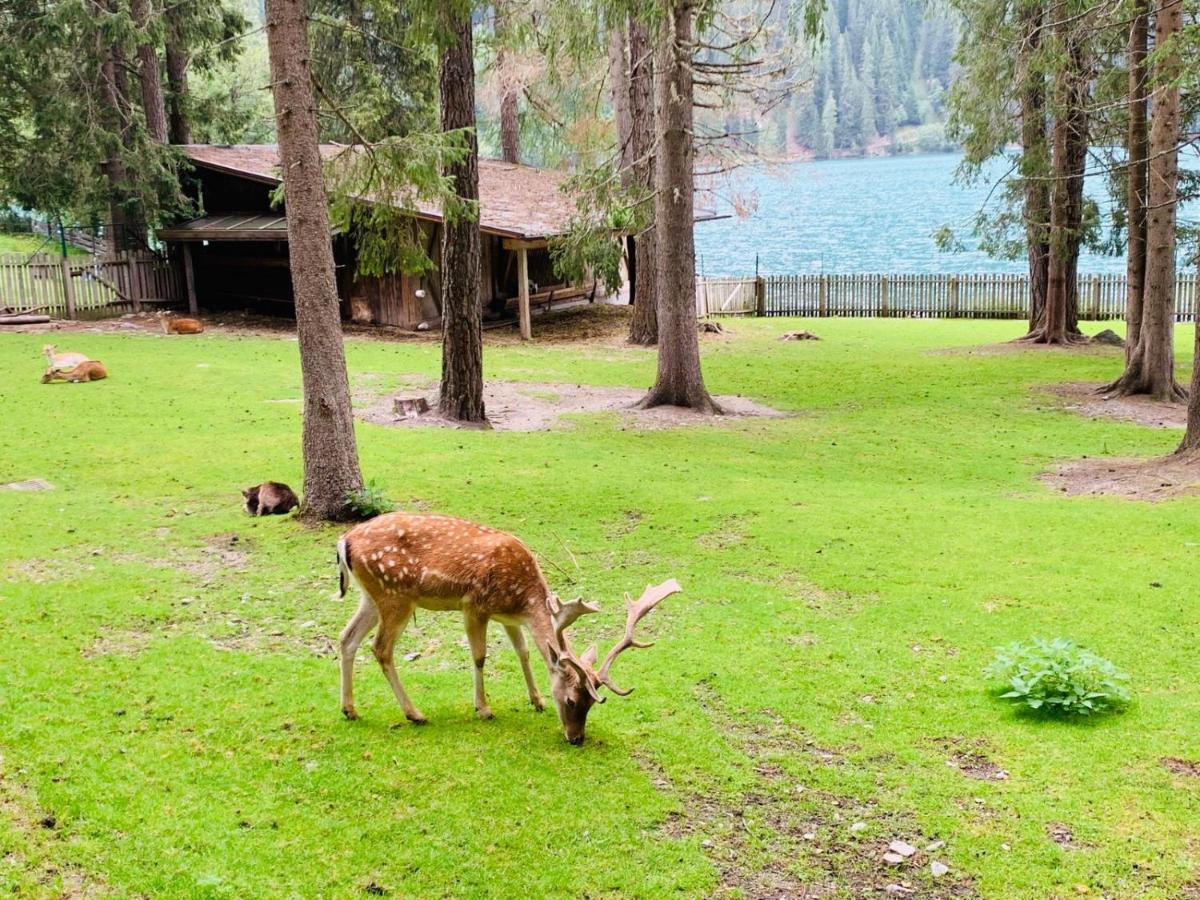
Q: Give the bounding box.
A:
[694,152,1195,277]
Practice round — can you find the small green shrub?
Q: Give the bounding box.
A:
[985,638,1131,716]
[344,479,395,519]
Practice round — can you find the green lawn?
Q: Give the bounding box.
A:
[0,233,88,257]
[1,317,1197,898]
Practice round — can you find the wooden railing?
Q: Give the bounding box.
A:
[697,272,1200,321]
[0,250,183,318]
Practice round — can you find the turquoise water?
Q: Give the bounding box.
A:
[694,153,1195,277]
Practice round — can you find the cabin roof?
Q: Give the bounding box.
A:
[176,144,579,241]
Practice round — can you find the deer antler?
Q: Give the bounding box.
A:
[596,579,681,696]
[549,595,601,650]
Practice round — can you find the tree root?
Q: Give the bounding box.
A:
[1014,326,1089,345]
[1098,373,1188,402]
[633,386,724,414]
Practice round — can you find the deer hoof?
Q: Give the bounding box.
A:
[342,706,359,721]
[531,698,545,713]
[476,707,495,721]
[406,713,428,725]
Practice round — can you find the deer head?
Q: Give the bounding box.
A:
[544,579,681,745]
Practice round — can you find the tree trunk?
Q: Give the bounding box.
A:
[99,28,131,251]
[438,10,486,423]
[636,0,719,412]
[627,16,658,346]
[1182,311,1200,453]
[608,21,633,176]
[1124,0,1149,359]
[495,2,520,165]
[1021,3,1086,345]
[1104,0,1186,400]
[131,0,168,144]
[165,6,192,144]
[1019,1,1049,332]
[265,0,364,520]
[499,77,520,164]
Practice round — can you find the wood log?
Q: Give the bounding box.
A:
[0,314,51,325]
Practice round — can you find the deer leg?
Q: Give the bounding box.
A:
[338,593,379,720]
[372,603,426,724]
[504,624,544,712]
[464,612,494,720]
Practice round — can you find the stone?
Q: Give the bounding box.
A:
[882,852,906,866]
[926,840,945,852]
[1090,329,1125,347]
[850,821,868,833]
[931,860,950,877]
[780,330,821,341]
[888,840,918,858]
[3,479,53,491]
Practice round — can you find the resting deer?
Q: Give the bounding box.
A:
[336,513,680,745]
[41,360,107,383]
[42,344,89,373]
[157,312,204,334]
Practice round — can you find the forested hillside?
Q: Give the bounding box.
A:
[747,0,960,159]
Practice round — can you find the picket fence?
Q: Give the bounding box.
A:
[697,272,1200,321]
[0,250,182,318]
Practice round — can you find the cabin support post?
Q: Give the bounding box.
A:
[517,246,532,340]
[182,243,198,314]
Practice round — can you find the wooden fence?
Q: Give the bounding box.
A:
[0,250,183,318]
[697,272,1200,321]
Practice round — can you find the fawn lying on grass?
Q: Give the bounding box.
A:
[157,312,204,334]
[41,360,107,383]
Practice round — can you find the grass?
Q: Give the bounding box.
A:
[0,233,89,258]
[1,317,1198,898]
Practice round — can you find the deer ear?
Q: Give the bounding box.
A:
[546,643,562,667]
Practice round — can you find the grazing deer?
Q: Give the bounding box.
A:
[157,312,204,334]
[42,344,89,373]
[41,360,107,383]
[336,513,680,745]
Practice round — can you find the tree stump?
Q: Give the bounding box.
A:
[780,330,821,341]
[393,396,431,419]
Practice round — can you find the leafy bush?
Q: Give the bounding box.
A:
[344,479,395,519]
[985,638,1131,716]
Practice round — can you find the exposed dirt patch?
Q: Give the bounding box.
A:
[0,753,107,897]
[1037,382,1187,429]
[934,738,1009,782]
[5,304,649,348]
[1162,757,1200,778]
[1046,822,1084,850]
[930,338,1123,358]
[355,377,788,433]
[82,627,156,659]
[1040,453,1200,501]
[643,680,973,898]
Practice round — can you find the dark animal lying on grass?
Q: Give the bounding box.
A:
[41,360,107,383]
[242,482,299,516]
[336,512,680,745]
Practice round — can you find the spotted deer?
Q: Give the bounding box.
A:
[336,513,680,745]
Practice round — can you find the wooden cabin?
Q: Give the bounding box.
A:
[157,144,597,337]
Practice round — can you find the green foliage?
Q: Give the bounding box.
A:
[986,638,1131,716]
[344,478,396,519]
[322,132,475,278]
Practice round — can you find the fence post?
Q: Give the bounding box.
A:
[879,274,889,318]
[182,243,199,314]
[755,276,765,317]
[1089,275,1100,320]
[948,276,959,317]
[59,256,76,320]
[818,274,828,317]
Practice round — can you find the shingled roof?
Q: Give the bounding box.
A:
[179,144,580,241]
